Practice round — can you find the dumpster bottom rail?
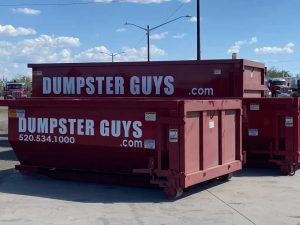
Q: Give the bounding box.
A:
[15,160,242,198]
[15,165,156,188]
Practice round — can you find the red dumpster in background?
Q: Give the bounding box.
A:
[242,98,300,175]
[29,60,265,98]
[2,98,242,198]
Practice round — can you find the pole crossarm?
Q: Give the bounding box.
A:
[124,22,147,31]
[124,15,191,61]
[150,15,191,31]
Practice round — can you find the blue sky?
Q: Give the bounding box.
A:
[0,0,299,79]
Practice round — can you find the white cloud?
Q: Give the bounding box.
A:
[121,45,166,61]
[75,45,166,62]
[0,35,80,79]
[0,34,166,79]
[254,43,295,54]
[228,37,258,54]
[179,0,191,3]
[0,24,36,36]
[172,33,186,39]
[75,46,110,60]
[150,32,168,40]
[116,28,126,32]
[19,34,80,48]
[13,8,41,15]
[189,16,203,23]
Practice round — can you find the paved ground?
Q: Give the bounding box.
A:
[0,107,300,225]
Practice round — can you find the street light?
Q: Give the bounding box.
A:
[100,51,125,62]
[125,15,191,62]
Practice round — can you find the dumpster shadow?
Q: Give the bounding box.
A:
[0,149,17,161]
[0,169,227,203]
[0,169,167,203]
[233,167,282,177]
[0,136,10,148]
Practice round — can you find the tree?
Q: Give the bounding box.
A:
[11,75,32,85]
[267,67,291,78]
[11,75,32,96]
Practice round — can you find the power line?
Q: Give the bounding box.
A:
[161,2,185,24]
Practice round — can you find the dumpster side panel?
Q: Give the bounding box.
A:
[222,110,237,164]
[29,60,265,98]
[242,98,300,173]
[243,65,265,97]
[202,111,219,170]
[5,98,243,194]
[7,99,180,174]
[182,100,242,187]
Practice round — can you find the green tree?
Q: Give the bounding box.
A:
[267,67,291,78]
[11,75,32,85]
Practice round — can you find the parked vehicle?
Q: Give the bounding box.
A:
[268,78,291,97]
[4,82,27,99]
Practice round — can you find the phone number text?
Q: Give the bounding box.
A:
[18,134,76,144]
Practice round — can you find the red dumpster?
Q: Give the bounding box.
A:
[242,98,300,175]
[2,98,242,197]
[29,60,265,98]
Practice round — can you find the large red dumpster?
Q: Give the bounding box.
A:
[242,98,300,175]
[2,98,242,197]
[29,60,265,98]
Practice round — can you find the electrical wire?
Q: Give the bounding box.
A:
[161,2,185,24]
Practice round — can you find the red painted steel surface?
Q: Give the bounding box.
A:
[242,98,300,175]
[1,98,242,197]
[28,60,265,98]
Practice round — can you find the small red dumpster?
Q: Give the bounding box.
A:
[29,60,265,98]
[2,98,242,197]
[242,98,300,175]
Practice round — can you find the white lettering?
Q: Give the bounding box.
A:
[19,118,26,132]
[37,118,48,133]
[141,76,151,95]
[86,77,95,95]
[106,77,114,95]
[53,77,62,94]
[43,77,51,94]
[100,120,110,136]
[76,77,85,94]
[132,121,142,138]
[130,76,140,95]
[164,76,174,95]
[28,117,36,133]
[122,121,131,138]
[153,76,163,95]
[115,77,124,95]
[49,118,58,134]
[96,77,104,94]
[58,118,67,134]
[63,77,75,94]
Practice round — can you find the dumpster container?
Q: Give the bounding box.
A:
[29,59,265,98]
[2,98,242,197]
[242,98,300,175]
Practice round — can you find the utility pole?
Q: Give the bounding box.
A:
[100,52,124,62]
[125,15,191,62]
[197,0,201,60]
